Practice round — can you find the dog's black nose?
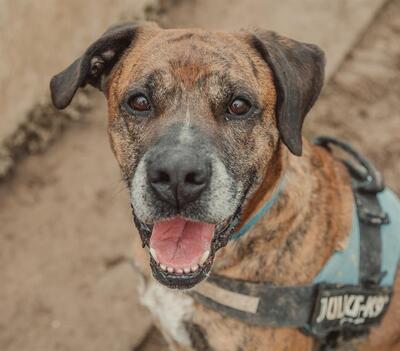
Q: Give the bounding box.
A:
[147,150,210,209]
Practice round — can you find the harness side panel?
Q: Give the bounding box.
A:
[378,189,400,286]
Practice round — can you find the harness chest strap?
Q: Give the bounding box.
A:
[191,274,317,327]
[190,276,392,331]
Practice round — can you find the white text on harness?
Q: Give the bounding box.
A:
[316,293,390,324]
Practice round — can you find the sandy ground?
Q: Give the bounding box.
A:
[1,1,400,351]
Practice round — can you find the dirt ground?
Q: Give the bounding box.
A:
[1,1,400,351]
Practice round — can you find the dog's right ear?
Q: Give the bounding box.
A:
[50,22,152,110]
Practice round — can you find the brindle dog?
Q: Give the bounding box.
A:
[50,22,400,351]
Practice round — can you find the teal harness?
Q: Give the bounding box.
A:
[230,179,400,288]
[314,188,400,287]
[192,137,400,350]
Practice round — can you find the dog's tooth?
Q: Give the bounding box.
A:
[191,264,199,272]
[184,267,191,274]
[160,263,167,271]
[149,247,158,262]
[175,268,183,274]
[167,266,174,274]
[199,250,210,265]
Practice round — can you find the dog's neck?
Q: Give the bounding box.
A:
[213,140,354,285]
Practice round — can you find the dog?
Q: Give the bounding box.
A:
[50,22,400,351]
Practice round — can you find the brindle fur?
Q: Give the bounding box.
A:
[51,23,400,351]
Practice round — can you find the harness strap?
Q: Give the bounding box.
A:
[191,274,315,327]
[356,189,389,285]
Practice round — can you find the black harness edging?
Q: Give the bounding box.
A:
[190,137,393,350]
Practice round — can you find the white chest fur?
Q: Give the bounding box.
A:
[140,278,195,347]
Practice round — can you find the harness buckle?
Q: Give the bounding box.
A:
[354,192,390,225]
[357,205,390,225]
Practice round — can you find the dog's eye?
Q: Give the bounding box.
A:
[127,94,151,112]
[227,98,252,116]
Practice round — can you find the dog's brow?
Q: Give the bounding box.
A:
[221,77,259,99]
[144,69,167,90]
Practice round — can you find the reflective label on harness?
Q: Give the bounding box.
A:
[310,285,391,335]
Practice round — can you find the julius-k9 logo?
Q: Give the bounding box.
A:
[311,285,391,335]
[316,293,389,323]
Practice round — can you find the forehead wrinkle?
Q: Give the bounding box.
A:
[143,68,168,90]
[170,62,208,89]
[167,48,212,89]
[121,30,260,93]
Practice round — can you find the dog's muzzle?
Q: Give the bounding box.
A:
[146,147,215,288]
[129,125,243,289]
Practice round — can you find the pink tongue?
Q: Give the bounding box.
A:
[150,217,215,268]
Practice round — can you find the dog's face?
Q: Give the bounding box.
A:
[50,23,325,289]
[107,29,280,288]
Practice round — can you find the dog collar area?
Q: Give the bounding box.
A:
[229,177,286,241]
[190,137,400,349]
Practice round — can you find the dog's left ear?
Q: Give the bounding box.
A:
[251,31,326,156]
[50,22,156,110]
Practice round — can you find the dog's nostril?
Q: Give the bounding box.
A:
[185,172,198,185]
[155,170,170,184]
[185,171,207,185]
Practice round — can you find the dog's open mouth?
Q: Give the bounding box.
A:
[150,217,215,272]
[148,217,217,289]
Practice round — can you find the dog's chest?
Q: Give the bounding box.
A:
[140,279,195,347]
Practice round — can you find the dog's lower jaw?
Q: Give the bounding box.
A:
[150,256,214,289]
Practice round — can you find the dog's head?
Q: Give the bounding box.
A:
[50,22,325,289]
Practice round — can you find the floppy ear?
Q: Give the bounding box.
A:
[251,31,325,156]
[50,22,144,109]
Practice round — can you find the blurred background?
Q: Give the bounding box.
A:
[0,0,399,350]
